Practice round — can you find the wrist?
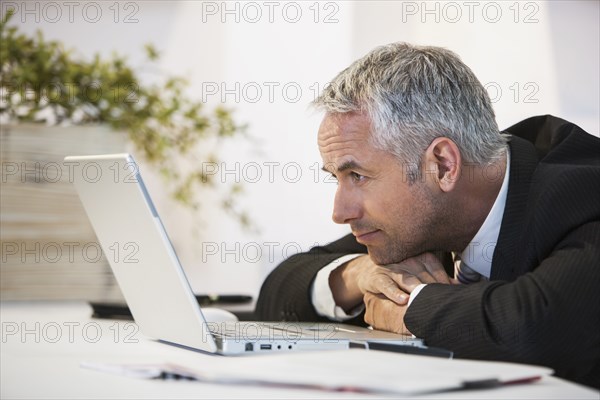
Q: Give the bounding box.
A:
[329,255,367,312]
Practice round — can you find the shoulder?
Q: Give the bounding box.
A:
[506,115,599,207]
[506,115,600,255]
[530,163,600,226]
[504,114,599,162]
[529,151,599,260]
[527,116,600,216]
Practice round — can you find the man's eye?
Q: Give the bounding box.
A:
[350,172,365,182]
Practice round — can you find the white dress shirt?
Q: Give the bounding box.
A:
[311,150,511,320]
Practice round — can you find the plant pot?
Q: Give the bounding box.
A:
[1,123,127,302]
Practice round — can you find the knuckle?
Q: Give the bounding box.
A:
[422,252,434,262]
[395,274,407,286]
[402,258,416,268]
[374,275,389,288]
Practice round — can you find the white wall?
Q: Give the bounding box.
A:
[7,1,599,299]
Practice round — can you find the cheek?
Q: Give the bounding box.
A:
[377,191,414,222]
[378,189,431,243]
[362,176,424,224]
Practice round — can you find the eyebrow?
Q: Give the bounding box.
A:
[321,160,365,175]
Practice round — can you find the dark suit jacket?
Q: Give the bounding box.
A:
[255,115,600,388]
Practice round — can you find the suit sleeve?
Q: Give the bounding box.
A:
[255,234,367,323]
[405,221,600,388]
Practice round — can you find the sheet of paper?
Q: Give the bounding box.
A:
[220,349,552,394]
[82,349,553,395]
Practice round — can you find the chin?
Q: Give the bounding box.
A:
[367,248,391,266]
[368,245,411,266]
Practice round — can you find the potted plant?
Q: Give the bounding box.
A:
[0,11,250,301]
[1,10,250,219]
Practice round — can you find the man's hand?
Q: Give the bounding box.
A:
[364,292,411,335]
[358,252,451,300]
[329,252,451,313]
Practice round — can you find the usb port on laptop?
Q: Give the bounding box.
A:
[260,344,272,350]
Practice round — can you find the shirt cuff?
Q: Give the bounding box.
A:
[408,283,427,308]
[310,254,366,320]
[406,283,427,339]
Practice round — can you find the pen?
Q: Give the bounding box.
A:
[156,371,198,381]
[81,361,198,381]
[365,341,454,359]
[196,294,253,305]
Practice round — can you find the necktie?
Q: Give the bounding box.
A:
[454,255,481,284]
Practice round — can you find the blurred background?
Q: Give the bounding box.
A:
[1,0,598,304]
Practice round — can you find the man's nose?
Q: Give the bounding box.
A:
[332,186,361,224]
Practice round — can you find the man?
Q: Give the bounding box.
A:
[255,43,600,388]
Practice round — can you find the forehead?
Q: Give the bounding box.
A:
[318,112,397,174]
[317,112,373,153]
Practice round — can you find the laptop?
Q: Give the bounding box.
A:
[66,153,424,355]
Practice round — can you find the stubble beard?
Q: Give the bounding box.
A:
[367,231,423,265]
[367,184,440,266]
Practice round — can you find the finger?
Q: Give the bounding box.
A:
[381,283,409,305]
[392,273,429,293]
[363,293,374,326]
[385,258,437,284]
[396,255,450,284]
[419,253,451,284]
[371,262,433,294]
[370,274,409,305]
[400,258,438,284]
[364,293,409,334]
[363,292,384,329]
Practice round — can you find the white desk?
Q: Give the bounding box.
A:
[1,301,598,399]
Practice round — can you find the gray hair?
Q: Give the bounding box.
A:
[313,42,508,182]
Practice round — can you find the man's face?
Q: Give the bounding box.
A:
[318,112,439,265]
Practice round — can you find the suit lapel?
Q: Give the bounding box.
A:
[490,136,539,281]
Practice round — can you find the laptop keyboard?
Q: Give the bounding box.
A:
[208,322,307,340]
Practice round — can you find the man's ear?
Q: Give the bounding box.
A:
[423,137,462,192]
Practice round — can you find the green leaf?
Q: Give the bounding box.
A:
[1,16,254,231]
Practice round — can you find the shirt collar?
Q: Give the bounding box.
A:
[459,149,511,279]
